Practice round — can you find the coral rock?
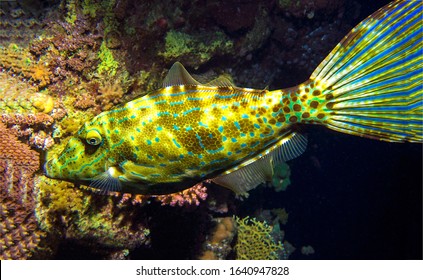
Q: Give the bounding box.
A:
[155,182,208,207]
[117,181,208,207]
[0,122,43,259]
[200,217,235,260]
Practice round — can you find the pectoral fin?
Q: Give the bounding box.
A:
[90,167,122,193]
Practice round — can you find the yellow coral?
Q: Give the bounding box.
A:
[97,42,119,76]
[0,73,55,114]
[235,216,284,260]
[31,93,54,113]
[36,175,85,215]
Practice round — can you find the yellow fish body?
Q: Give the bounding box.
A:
[45,68,309,194]
[45,1,422,194]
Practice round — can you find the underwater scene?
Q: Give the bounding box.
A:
[0,0,421,260]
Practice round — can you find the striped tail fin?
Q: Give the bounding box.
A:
[310,0,422,142]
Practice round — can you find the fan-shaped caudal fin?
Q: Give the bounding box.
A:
[305,1,422,142]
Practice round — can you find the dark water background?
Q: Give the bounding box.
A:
[243,126,422,259]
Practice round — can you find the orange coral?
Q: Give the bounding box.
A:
[210,217,234,244]
[28,63,51,87]
[97,82,124,110]
[0,122,43,259]
[74,93,96,109]
[1,113,55,150]
[199,217,235,260]
[0,73,57,150]
[1,113,54,127]
[0,44,51,86]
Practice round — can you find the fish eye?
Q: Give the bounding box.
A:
[86,130,102,146]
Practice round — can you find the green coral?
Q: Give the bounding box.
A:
[163,31,192,59]
[64,0,77,25]
[278,0,292,8]
[124,20,136,36]
[82,0,99,18]
[235,216,285,260]
[277,0,301,9]
[101,0,118,35]
[97,41,119,76]
[272,162,291,192]
[161,30,233,66]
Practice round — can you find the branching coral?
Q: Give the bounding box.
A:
[1,113,55,150]
[29,15,101,86]
[0,122,43,259]
[118,182,208,207]
[235,216,285,260]
[97,81,124,110]
[74,93,96,110]
[155,182,208,207]
[0,68,57,150]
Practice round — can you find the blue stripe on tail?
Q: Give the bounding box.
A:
[310,0,422,142]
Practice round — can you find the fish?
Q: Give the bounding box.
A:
[44,0,422,195]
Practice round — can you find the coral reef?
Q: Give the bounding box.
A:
[235,216,285,260]
[161,30,233,68]
[272,162,291,192]
[199,217,235,260]
[0,122,43,259]
[35,176,150,258]
[0,0,377,260]
[97,41,119,77]
[28,12,101,90]
[118,182,208,207]
[0,44,51,86]
[0,73,57,150]
[96,81,124,110]
[155,182,208,207]
[0,72,53,114]
[0,1,45,46]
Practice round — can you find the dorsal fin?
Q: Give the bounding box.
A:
[205,76,236,87]
[211,132,307,194]
[163,62,202,87]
